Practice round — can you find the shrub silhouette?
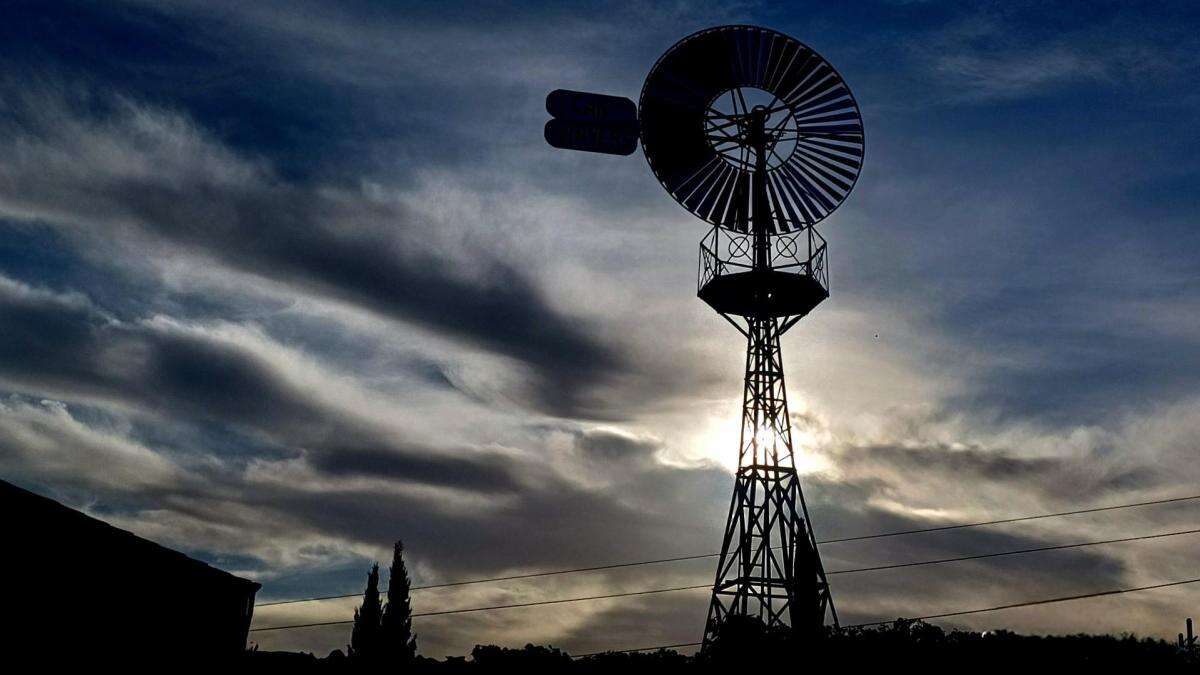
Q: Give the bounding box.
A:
[247,616,1199,673]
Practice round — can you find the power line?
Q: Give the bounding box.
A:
[247,527,1200,633]
[256,493,1200,607]
[825,527,1200,576]
[820,493,1200,544]
[257,552,718,607]
[570,577,1200,658]
[571,641,702,658]
[249,584,713,632]
[412,584,710,619]
[248,618,352,633]
[846,577,1200,627]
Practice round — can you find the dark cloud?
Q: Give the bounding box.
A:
[926,276,1200,427]
[189,452,733,591]
[834,441,1161,504]
[308,445,521,494]
[0,274,728,575]
[847,443,1059,482]
[781,472,1136,627]
[0,278,508,494]
[574,428,659,465]
[0,84,625,418]
[0,280,318,430]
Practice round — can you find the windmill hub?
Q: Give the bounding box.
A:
[745,108,769,149]
[704,90,798,171]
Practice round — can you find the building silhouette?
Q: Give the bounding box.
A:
[3,478,260,665]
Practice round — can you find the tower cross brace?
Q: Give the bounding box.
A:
[702,107,837,646]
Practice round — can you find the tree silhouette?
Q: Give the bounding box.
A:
[257,612,1199,671]
[382,540,418,663]
[348,563,383,663]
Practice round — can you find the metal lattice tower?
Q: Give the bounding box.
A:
[705,316,835,642]
[698,103,840,645]
[544,23,864,648]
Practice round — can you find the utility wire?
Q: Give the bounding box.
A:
[258,552,718,607]
[571,641,702,658]
[846,577,1200,627]
[819,493,1200,544]
[570,576,1200,658]
[825,527,1200,576]
[256,494,1200,607]
[248,618,353,633]
[411,584,710,618]
[248,528,1200,633]
[249,584,713,632]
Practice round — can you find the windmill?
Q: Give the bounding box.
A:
[546,24,865,646]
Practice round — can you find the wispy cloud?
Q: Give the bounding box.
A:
[904,6,1200,102]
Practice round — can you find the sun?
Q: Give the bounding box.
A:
[686,407,831,477]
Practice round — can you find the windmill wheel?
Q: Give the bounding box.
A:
[639,25,865,234]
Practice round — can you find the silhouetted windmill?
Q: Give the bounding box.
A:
[546,24,865,648]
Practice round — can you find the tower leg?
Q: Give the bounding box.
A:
[703,316,834,647]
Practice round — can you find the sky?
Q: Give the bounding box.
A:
[1,0,1199,658]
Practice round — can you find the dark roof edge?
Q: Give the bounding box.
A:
[2,478,262,592]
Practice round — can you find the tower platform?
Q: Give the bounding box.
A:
[699,269,827,319]
[697,226,829,319]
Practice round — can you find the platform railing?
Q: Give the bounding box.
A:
[698,226,828,295]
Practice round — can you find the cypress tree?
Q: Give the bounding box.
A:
[382,540,418,663]
[349,562,383,662]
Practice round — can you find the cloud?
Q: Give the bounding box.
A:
[0,85,623,418]
[836,442,1158,503]
[0,272,733,584]
[0,396,180,494]
[308,445,521,494]
[0,274,529,500]
[907,6,1200,102]
[574,428,660,465]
